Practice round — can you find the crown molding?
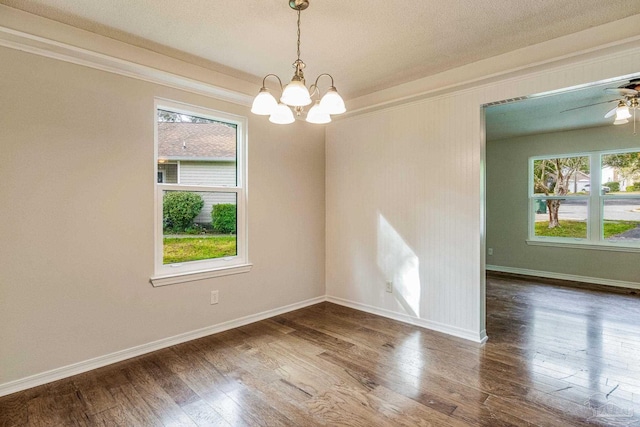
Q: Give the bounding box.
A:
[0,6,254,107]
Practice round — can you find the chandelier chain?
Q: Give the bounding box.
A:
[296,8,301,60]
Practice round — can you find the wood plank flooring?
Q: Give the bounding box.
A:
[3,273,640,426]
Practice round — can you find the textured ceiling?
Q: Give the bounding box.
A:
[2,0,640,99]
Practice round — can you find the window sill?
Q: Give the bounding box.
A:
[526,240,640,253]
[150,263,253,287]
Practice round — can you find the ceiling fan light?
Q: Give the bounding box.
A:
[269,103,295,124]
[319,86,346,115]
[613,118,629,125]
[306,101,331,124]
[615,104,632,120]
[281,78,312,107]
[251,88,278,115]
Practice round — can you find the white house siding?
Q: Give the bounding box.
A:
[179,161,236,223]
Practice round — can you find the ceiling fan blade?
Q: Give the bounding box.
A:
[560,99,618,113]
[604,106,618,118]
[604,88,639,96]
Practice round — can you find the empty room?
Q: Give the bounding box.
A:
[1,1,640,425]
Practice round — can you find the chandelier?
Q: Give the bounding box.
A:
[250,0,346,124]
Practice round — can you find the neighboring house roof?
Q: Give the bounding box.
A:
[574,170,589,180]
[158,122,236,161]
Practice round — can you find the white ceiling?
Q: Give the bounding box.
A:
[2,0,640,99]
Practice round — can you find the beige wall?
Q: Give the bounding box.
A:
[486,125,640,283]
[0,46,325,385]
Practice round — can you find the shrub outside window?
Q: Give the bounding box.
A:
[529,150,640,249]
[152,100,249,285]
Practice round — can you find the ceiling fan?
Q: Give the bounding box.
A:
[561,79,640,135]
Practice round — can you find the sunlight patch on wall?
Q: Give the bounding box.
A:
[377,213,421,317]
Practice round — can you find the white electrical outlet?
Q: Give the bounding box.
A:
[488,248,493,256]
[210,290,219,305]
[386,281,393,293]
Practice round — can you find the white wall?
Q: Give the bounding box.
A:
[0,45,326,387]
[326,94,485,340]
[326,37,640,342]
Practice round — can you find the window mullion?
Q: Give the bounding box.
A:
[588,154,600,242]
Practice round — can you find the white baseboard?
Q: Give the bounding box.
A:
[0,296,325,397]
[487,265,640,290]
[326,296,488,344]
[0,293,491,397]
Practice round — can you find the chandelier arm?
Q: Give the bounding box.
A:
[308,84,320,99]
[262,73,284,91]
[313,73,336,89]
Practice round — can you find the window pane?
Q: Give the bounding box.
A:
[601,151,640,195]
[533,198,587,238]
[603,198,640,243]
[157,110,237,186]
[532,156,590,196]
[157,162,178,183]
[163,190,237,264]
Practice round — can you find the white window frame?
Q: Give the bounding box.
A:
[527,149,640,253]
[151,99,251,286]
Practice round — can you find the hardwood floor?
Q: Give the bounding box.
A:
[3,273,640,426]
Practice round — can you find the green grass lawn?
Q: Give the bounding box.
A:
[602,220,640,237]
[535,220,640,238]
[164,236,236,264]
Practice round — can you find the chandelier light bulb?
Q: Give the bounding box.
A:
[251,88,278,115]
[269,103,295,124]
[613,118,629,125]
[306,101,331,124]
[319,86,346,115]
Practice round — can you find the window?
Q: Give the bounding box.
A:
[151,100,250,286]
[529,150,640,251]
